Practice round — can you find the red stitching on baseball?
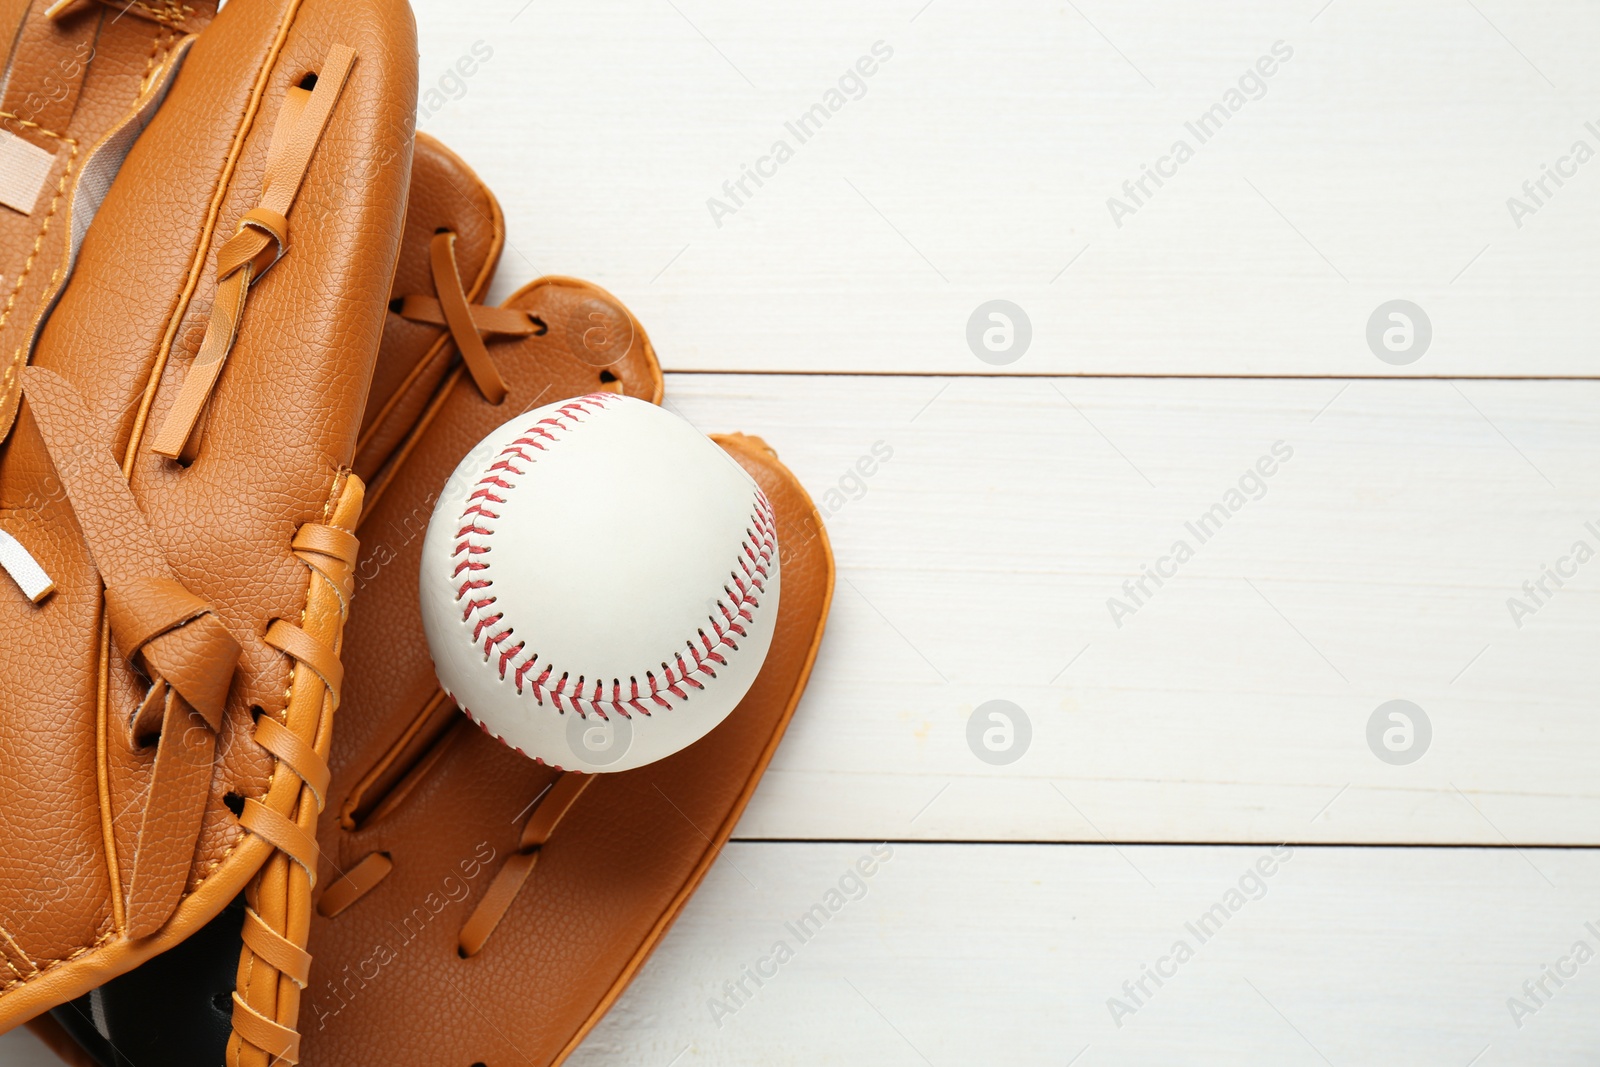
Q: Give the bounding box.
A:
[450,393,775,724]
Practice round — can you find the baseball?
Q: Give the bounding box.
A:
[418,394,780,773]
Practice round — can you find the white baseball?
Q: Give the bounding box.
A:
[418,394,779,773]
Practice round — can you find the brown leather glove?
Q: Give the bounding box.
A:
[34,132,835,1067]
[0,3,417,1066]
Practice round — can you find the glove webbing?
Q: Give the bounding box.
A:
[150,43,356,462]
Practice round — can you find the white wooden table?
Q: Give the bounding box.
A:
[9,1,1600,1063]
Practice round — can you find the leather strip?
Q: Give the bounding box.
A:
[229,481,365,1067]
[458,773,592,957]
[520,771,591,848]
[229,992,300,1064]
[123,691,215,938]
[135,610,237,734]
[238,206,288,254]
[150,45,356,461]
[126,677,168,749]
[254,715,330,814]
[398,294,539,337]
[101,574,211,667]
[290,523,359,565]
[291,523,358,616]
[21,371,242,729]
[316,851,393,918]
[428,230,508,403]
[263,619,343,709]
[457,850,538,959]
[239,800,320,888]
[23,367,177,582]
[240,907,312,987]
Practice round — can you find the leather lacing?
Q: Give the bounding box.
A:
[24,366,242,939]
[213,50,364,1067]
[228,523,359,1067]
[395,229,545,403]
[149,44,356,462]
[455,771,591,956]
[318,763,592,958]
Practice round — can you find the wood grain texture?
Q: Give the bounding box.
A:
[3,842,1594,1064]
[415,0,1600,375]
[657,374,1600,845]
[565,843,1600,1066]
[0,845,1586,1062]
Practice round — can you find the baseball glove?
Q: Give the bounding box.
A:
[38,132,835,1067]
[0,3,416,1067]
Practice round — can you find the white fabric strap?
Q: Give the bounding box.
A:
[0,527,53,602]
[0,129,57,216]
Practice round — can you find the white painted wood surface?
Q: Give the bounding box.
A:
[415,0,1600,376]
[571,844,1600,1066]
[658,375,1600,845]
[8,844,1596,1065]
[0,1029,58,1066]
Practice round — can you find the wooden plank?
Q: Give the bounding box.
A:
[5,844,1593,1061]
[567,843,1600,1065]
[416,0,1600,375]
[0,1028,63,1066]
[657,374,1600,844]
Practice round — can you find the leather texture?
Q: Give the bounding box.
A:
[0,0,217,446]
[355,130,507,488]
[0,0,416,1049]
